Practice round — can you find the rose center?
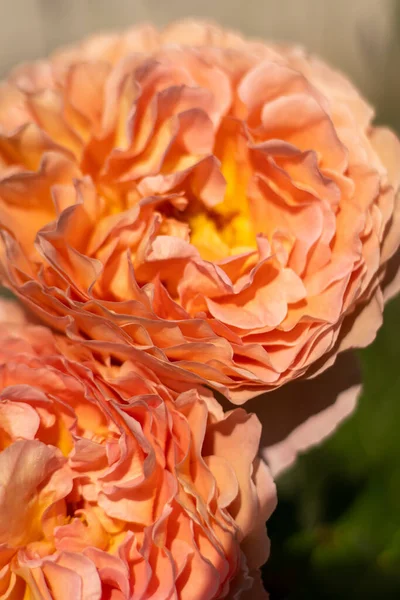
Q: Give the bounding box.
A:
[189,125,256,261]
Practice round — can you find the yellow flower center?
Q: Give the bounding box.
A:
[189,128,256,261]
[96,120,257,263]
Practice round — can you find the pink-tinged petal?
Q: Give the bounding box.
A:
[145,235,199,262]
[41,561,85,600]
[0,298,27,324]
[66,62,111,133]
[203,409,274,553]
[250,351,361,477]
[83,547,130,598]
[0,122,74,173]
[338,288,384,352]
[369,127,400,189]
[240,457,276,570]
[238,60,319,123]
[162,19,239,48]
[204,455,239,509]
[46,553,102,600]
[207,265,306,330]
[0,399,40,441]
[12,560,54,600]
[178,259,233,313]
[382,249,400,303]
[0,440,66,545]
[284,49,375,131]
[260,93,348,172]
[239,570,269,600]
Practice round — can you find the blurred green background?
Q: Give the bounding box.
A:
[0,0,399,597]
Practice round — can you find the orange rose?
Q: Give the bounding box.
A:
[0,21,399,402]
[0,301,275,599]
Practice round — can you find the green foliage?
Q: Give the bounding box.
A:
[263,296,400,599]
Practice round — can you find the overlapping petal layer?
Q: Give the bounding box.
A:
[0,20,399,401]
[0,302,275,599]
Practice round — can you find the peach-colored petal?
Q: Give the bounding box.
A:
[0,296,27,324]
[43,553,102,600]
[247,351,361,477]
[382,249,400,302]
[0,440,69,546]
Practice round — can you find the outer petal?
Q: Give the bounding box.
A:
[0,296,27,324]
[255,352,361,476]
[0,440,69,546]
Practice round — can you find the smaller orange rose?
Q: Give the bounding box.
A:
[0,301,275,600]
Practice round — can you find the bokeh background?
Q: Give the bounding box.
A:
[1,1,399,597]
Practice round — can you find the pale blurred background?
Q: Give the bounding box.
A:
[1,1,400,598]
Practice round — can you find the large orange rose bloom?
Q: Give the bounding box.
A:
[0,21,399,402]
[0,301,275,599]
